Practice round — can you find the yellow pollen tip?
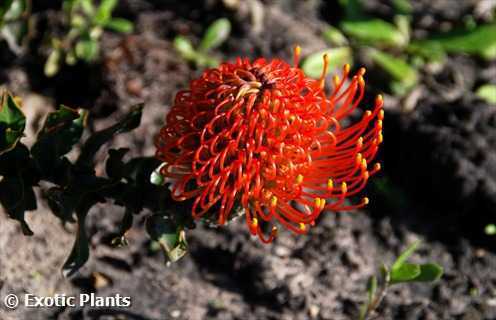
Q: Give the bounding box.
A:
[361,158,367,169]
[344,64,350,73]
[327,179,334,190]
[363,197,369,205]
[299,223,306,231]
[358,76,365,87]
[320,199,326,210]
[270,196,278,207]
[252,218,258,228]
[296,174,304,184]
[314,197,321,208]
[341,182,347,194]
[378,133,383,144]
[364,110,372,118]
[377,120,383,129]
[356,153,363,165]
[333,75,340,87]
[378,109,385,120]
[376,94,383,104]
[374,163,381,171]
[363,171,370,180]
[358,67,366,76]
[294,45,301,56]
[357,137,364,147]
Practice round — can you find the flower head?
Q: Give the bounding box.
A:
[155,47,383,243]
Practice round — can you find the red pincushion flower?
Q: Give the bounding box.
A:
[155,47,383,243]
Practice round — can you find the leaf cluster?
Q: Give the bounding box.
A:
[0,90,190,277]
[44,0,134,77]
[306,0,496,100]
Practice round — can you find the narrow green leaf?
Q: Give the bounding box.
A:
[390,263,421,284]
[75,39,99,62]
[198,18,231,52]
[367,275,378,303]
[341,18,407,47]
[94,0,117,25]
[322,25,349,46]
[413,263,443,282]
[62,199,93,277]
[45,49,62,77]
[412,24,496,59]
[369,49,418,90]
[0,0,14,26]
[76,104,143,167]
[301,47,353,79]
[80,0,95,16]
[476,84,496,105]
[392,240,421,271]
[173,35,197,61]
[0,91,26,155]
[392,0,413,15]
[105,18,134,34]
[3,0,25,20]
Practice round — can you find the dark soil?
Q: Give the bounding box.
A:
[1,1,496,320]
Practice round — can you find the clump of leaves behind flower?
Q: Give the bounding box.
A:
[174,18,231,68]
[154,47,384,243]
[44,0,134,77]
[0,90,191,277]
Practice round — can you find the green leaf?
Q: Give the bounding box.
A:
[146,214,187,262]
[0,175,36,235]
[198,18,231,52]
[173,35,197,61]
[62,197,93,277]
[485,224,496,235]
[105,148,130,179]
[0,0,14,26]
[367,275,378,303]
[301,47,353,79]
[77,104,143,167]
[338,0,365,21]
[105,18,134,34]
[476,84,496,105]
[0,91,25,155]
[31,106,87,178]
[413,263,443,282]
[75,38,99,62]
[390,262,421,284]
[392,0,413,15]
[94,0,117,25]
[369,49,418,91]
[3,0,25,21]
[45,49,62,77]
[392,240,421,271]
[80,0,95,16]
[412,24,496,60]
[322,25,349,46]
[341,18,407,47]
[407,41,446,62]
